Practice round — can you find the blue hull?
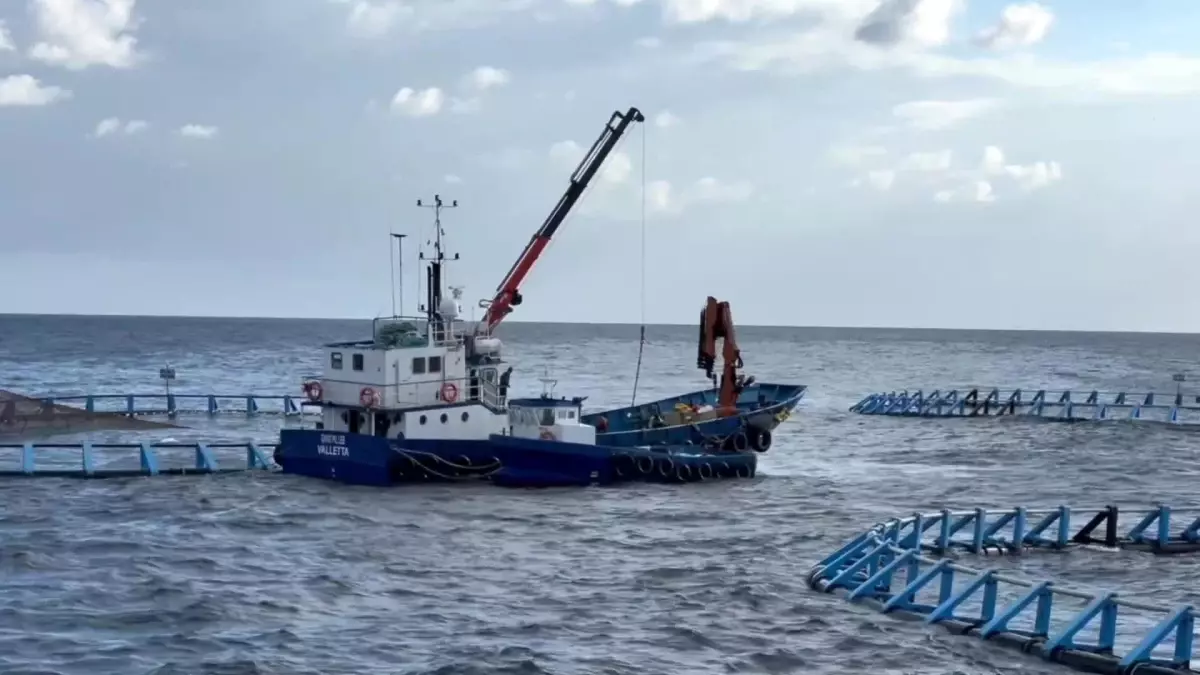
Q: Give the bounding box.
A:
[581,382,806,449]
[275,429,756,487]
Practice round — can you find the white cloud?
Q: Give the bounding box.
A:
[467,66,510,91]
[899,149,951,172]
[662,0,874,25]
[391,87,445,116]
[654,110,680,128]
[829,144,887,166]
[548,139,631,184]
[444,174,462,184]
[178,124,218,139]
[864,169,895,191]
[981,145,1061,190]
[976,2,1054,50]
[338,0,411,38]
[853,0,963,49]
[29,0,141,70]
[648,176,754,215]
[892,98,999,130]
[0,75,70,106]
[0,21,14,52]
[692,17,1200,97]
[92,117,147,137]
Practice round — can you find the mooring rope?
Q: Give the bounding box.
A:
[630,121,648,407]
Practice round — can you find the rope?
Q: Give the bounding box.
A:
[631,122,648,407]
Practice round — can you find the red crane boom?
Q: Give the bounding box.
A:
[478,107,645,334]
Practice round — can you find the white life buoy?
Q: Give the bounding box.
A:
[359,387,380,408]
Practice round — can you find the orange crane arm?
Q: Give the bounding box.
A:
[696,296,746,413]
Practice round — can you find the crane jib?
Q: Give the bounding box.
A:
[480,106,645,333]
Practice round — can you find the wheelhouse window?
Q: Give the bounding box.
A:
[539,408,555,426]
[428,355,442,373]
[330,352,343,369]
[412,357,426,374]
[352,353,364,371]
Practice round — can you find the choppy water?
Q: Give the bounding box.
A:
[3,315,1200,674]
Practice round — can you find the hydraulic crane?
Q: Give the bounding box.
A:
[477,106,645,335]
[697,296,754,413]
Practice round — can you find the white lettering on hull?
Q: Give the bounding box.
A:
[317,433,349,457]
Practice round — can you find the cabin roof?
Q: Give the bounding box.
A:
[509,396,585,409]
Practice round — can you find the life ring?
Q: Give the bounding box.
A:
[303,381,322,401]
[675,463,693,482]
[636,456,654,474]
[595,416,609,433]
[698,462,714,480]
[440,382,459,403]
[750,428,772,453]
[539,429,556,441]
[359,387,379,408]
[655,457,675,478]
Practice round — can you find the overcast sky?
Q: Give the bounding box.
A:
[1,0,1199,330]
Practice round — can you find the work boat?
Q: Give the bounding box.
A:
[274,105,805,487]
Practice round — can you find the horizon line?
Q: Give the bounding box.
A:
[1,311,1198,337]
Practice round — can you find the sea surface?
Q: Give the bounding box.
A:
[3,314,1200,675]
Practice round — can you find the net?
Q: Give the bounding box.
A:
[0,389,181,441]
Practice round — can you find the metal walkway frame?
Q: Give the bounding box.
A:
[809,505,1200,674]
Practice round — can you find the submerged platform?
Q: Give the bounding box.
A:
[0,441,276,477]
[850,388,1200,425]
[810,504,1200,675]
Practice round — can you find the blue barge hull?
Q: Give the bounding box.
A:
[581,382,805,449]
[275,429,756,487]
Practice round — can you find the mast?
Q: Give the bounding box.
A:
[478,106,645,334]
[417,195,459,329]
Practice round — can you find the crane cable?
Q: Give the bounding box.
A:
[630,122,648,407]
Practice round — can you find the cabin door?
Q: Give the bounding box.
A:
[348,410,363,434]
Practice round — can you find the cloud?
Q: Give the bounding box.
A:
[654,110,680,128]
[863,169,895,191]
[691,13,1200,96]
[899,149,951,171]
[0,21,14,52]
[661,0,874,25]
[178,124,218,139]
[466,66,510,91]
[892,98,999,130]
[828,144,887,166]
[0,75,70,106]
[92,117,147,137]
[976,2,1054,50]
[444,174,462,184]
[841,141,1059,202]
[548,139,632,184]
[853,0,962,49]
[391,87,445,116]
[648,176,755,214]
[341,0,411,38]
[28,0,142,70]
[981,144,1062,190]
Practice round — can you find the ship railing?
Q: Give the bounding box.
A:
[315,375,506,410]
[371,314,471,349]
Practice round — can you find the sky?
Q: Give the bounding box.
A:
[2,0,1200,331]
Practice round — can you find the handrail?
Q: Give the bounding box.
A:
[316,375,505,410]
[809,504,1200,674]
